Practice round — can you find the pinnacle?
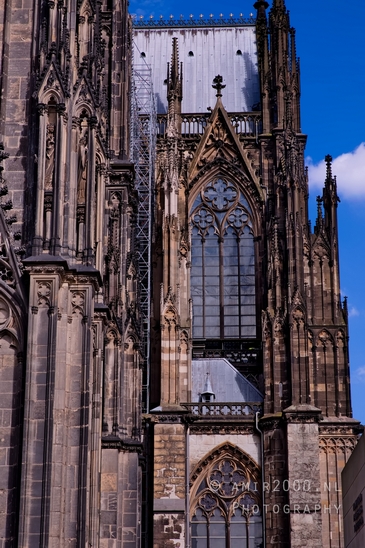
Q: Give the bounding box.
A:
[316,196,323,221]
[272,0,286,9]
[270,0,288,16]
[254,0,269,18]
[325,154,333,181]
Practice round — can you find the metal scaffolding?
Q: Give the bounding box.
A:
[131,60,156,413]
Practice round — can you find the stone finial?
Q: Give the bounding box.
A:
[212,75,226,97]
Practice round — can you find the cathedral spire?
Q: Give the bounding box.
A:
[267,0,301,131]
[254,0,270,131]
[167,37,182,116]
[166,38,182,139]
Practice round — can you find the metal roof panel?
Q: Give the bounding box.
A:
[133,26,259,114]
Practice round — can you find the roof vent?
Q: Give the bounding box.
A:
[188,51,194,57]
[236,49,242,55]
[141,51,146,58]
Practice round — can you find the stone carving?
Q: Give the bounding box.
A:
[0,245,15,288]
[77,126,88,204]
[198,118,236,166]
[105,321,122,346]
[71,290,85,315]
[191,206,214,237]
[190,425,255,435]
[336,329,345,347]
[318,329,332,347]
[292,307,304,327]
[179,329,189,347]
[203,178,237,211]
[192,179,253,240]
[0,298,11,330]
[45,124,56,190]
[37,281,52,307]
[319,436,357,455]
[182,402,261,418]
[190,444,262,510]
[227,206,251,234]
[164,307,176,328]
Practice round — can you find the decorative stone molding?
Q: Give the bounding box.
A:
[182,402,262,419]
[71,290,85,315]
[190,425,256,435]
[190,442,261,490]
[319,436,357,455]
[37,281,52,307]
[283,405,322,424]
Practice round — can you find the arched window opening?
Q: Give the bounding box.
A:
[190,450,263,548]
[190,177,256,342]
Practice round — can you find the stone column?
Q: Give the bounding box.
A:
[152,416,186,548]
[284,405,323,547]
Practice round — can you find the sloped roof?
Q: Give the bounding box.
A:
[192,358,263,402]
[133,26,259,114]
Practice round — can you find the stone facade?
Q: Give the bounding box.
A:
[0,1,362,548]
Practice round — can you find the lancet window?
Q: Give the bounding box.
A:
[190,451,263,548]
[190,177,256,340]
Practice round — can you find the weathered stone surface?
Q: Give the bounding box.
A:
[0,1,361,548]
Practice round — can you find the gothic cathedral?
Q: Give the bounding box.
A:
[0,1,361,547]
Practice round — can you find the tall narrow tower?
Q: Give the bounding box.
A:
[0,2,143,547]
[135,1,361,547]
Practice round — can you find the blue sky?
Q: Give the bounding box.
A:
[130,0,365,424]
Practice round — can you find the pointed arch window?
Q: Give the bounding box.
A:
[190,449,263,548]
[190,177,256,340]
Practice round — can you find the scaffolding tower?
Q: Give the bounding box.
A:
[131,61,156,413]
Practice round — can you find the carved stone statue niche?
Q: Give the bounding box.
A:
[76,120,89,256]
[45,123,55,191]
[43,101,57,249]
[77,125,88,204]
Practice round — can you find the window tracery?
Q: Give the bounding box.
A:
[191,452,263,548]
[190,177,256,340]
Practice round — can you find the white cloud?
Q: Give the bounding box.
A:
[307,143,365,199]
[348,306,360,318]
[355,366,365,383]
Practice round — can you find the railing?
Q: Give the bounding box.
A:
[133,14,256,29]
[181,402,262,417]
[156,112,262,139]
[193,349,260,365]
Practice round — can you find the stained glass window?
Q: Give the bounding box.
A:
[190,177,256,340]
